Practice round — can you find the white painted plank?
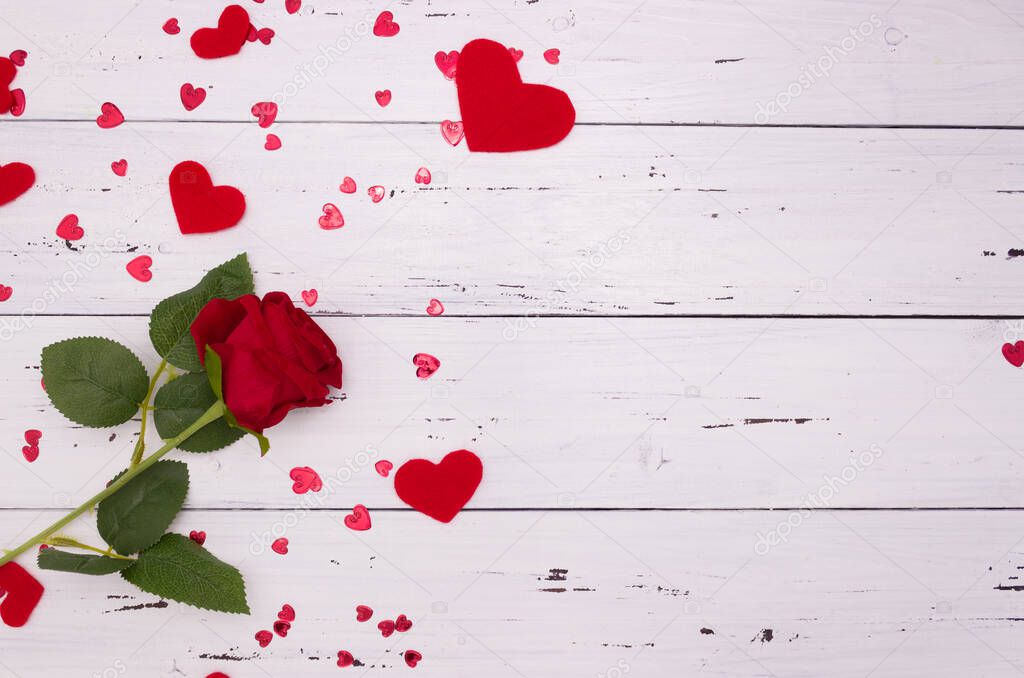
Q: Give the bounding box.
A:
[2,123,1024,315]
[1,509,1023,677]
[1,316,1021,509]
[2,0,1024,125]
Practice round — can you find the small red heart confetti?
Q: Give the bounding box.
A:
[24,430,41,445]
[271,537,289,554]
[55,214,84,241]
[344,504,372,531]
[318,203,344,230]
[404,650,422,668]
[255,630,273,647]
[188,530,206,545]
[337,651,355,668]
[377,619,395,638]
[111,159,127,176]
[543,48,560,64]
[21,445,39,463]
[301,289,317,306]
[273,620,291,637]
[413,353,440,379]
[0,162,34,206]
[395,614,413,632]
[1003,341,1024,367]
[367,185,385,203]
[162,18,180,35]
[180,83,207,111]
[434,50,458,79]
[508,47,523,62]
[191,4,250,59]
[257,27,275,45]
[264,133,281,150]
[290,466,322,493]
[9,50,27,67]
[440,120,465,146]
[338,177,356,194]
[251,101,278,128]
[126,255,153,282]
[355,604,373,622]
[374,89,392,107]
[278,603,295,622]
[425,298,444,316]
[414,167,431,185]
[372,11,399,37]
[246,25,258,42]
[96,102,124,128]
[374,460,393,477]
[9,89,24,116]
[0,285,12,302]
[285,0,301,14]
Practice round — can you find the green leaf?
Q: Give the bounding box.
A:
[153,373,244,452]
[41,337,149,428]
[204,346,270,456]
[121,533,249,614]
[149,253,254,372]
[97,460,189,555]
[37,548,133,575]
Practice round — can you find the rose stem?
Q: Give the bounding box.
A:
[131,358,168,467]
[0,400,226,568]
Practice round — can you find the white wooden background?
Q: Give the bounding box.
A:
[2,1,1024,676]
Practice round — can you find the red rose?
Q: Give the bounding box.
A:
[190,292,342,433]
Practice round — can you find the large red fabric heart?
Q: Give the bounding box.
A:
[0,57,16,114]
[455,39,575,152]
[169,160,246,234]
[394,449,482,523]
[0,562,44,628]
[190,5,250,59]
[0,162,35,207]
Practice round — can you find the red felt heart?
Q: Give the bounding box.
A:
[0,562,44,628]
[0,162,35,207]
[191,5,250,59]
[456,38,575,152]
[394,450,482,523]
[0,57,16,114]
[1003,341,1024,367]
[169,160,246,234]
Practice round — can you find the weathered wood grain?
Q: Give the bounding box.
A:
[1,316,1020,509]
[1,0,1023,125]
[2,509,1023,677]
[2,123,1024,316]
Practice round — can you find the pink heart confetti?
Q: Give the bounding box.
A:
[508,47,523,62]
[318,203,344,230]
[9,50,27,67]
[543,48,560,64]
[404,650,422,668]
[251,101,278,128]
[264,133,281,150]
[162,18,180,35]
[367,185,385,203]
[1002,341,1024,367]
[126,255,152,282]
[180,83,206,111]
[289,466,322,493]
[96,102,125,129]
[414,167,431,185]
[434,50,458,79]
[344,504,372,531]
[0,285,12,302]
[55,214,84,241]
[111,159,127,176]
[374,460,393,477]
[338,177,357,194]
[255,630,273,647]
[188,530,206,545]
[337,651,355,668]
[372,11,399,37]
[377,619,395,637]
[301,288,317,306]
[271,537,289,555]
[413,353,440,379]
[9,89,25,117]
[285,0,301,14]
[24,430,42,446]
[440,120,464,146]
[278,603,296,621]
[374,89,391,107]
[356,604,373,622]
[425,298,444,316]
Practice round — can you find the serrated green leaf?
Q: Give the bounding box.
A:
[149,253,254,371]
[37,547,133,575]
[153,373,244,452]
[98,460,189,555]
[41,337,149,428]
[121,533,249,614]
